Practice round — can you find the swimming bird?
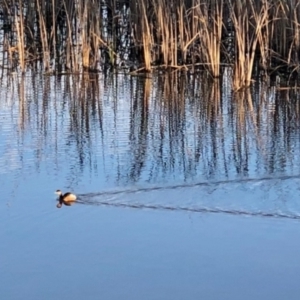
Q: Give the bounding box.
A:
[55,189,77,208]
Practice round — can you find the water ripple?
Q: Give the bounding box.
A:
[70,174,300,220]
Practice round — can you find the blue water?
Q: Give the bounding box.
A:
[2,205,300,300]
[1,72,300,299]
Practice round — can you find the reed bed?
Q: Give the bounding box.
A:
[1,0,300,89]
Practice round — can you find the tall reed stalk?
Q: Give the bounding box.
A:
[194,0,224,77]
[139,0,152,71]
[15,0,25,72]
[36,0,51,71]
[227,0,269,90]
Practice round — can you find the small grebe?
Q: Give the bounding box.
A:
[55,190,77,208]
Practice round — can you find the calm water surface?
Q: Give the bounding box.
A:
[1,72,300,299]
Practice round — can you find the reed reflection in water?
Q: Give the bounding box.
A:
[2,71,300,300]
[0,71,300,201]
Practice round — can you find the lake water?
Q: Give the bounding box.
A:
[1,71,300,299]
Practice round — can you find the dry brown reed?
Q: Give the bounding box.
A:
[194,0,224,77]
[1,0,300,89]
[227,0,269,90]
